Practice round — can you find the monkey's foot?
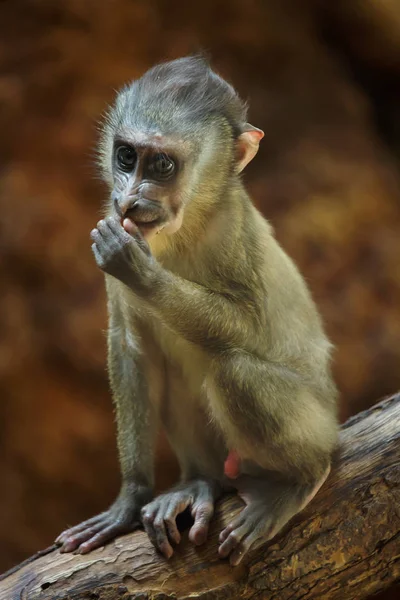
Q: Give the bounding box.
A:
[56,485,152,554]
[55,510,140,554]
[219,470,329,566]
[141,479,221,559]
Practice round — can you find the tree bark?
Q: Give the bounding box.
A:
[1,395,399,600]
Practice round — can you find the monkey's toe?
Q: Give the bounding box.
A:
[77,523,133,554]
[142,501,180,559]
[188,499,215,546]
[61,527,102,553]
[57,512,140,554]
[188,523,208,546]
[56,514,106,549]
[218,505,267,565]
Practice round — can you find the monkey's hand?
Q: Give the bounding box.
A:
[55,483,152,554]
[90,216,157,291]
[141,479,221,559]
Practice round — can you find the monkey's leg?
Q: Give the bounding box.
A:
[56,290,157,554]
[141,372,226,559]
[206,351,336,566]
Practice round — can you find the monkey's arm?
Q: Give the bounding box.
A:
[91,217,259,350]
[107,287,156,491]
[56,286,155,554]
[149,269,257,349]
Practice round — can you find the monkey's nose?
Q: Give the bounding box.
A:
[113,192,137,217]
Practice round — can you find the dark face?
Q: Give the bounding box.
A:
[111,131,188,239]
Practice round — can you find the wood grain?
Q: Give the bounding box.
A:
[1,394,399,600]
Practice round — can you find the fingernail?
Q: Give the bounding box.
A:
[162,545,173,559]
[194,530,206,545]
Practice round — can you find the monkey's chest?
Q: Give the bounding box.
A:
[151,318,209,396]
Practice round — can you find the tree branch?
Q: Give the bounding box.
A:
[1,394,400,600]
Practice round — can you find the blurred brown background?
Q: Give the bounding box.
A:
[0,0,399,593]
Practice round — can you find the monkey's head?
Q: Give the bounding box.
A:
[99,56,264,239]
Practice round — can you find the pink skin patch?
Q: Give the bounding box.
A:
[224,450,241,479]
[223,453,330,503]
[123,217,136,235]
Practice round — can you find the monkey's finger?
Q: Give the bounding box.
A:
[78,521,140,554]
[95,218,128,249]
[152,516,174,559]
[60,522,109,553]
[164,498,190,544]
[55,514,106,544]
[105,216,144,259]
[90,228,113,254]
[164,519,181,546]
[122,217,139,236]
[189,500,214,545]
[125,224,151,256]
[133,233,151,256]
[105,215,123,229]
[230,531,259,566]
[90,227,100,241]
[106,216,133,243]
[142,519,158,549]
[218,523,248,559]
[218,512,246,543]
[91,242,105,267]
[117,216,150,253]
[94,220,111,239]
[142,507,173,558]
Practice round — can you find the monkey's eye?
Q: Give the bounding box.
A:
[116,146,137,171]
[149,153,175,179]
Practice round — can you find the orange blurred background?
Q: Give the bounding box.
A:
[0,1,399,595]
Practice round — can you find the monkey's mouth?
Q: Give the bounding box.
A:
[124,214,165,227]
[123,210,168,236]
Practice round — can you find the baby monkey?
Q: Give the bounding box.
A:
[56,57,338,565]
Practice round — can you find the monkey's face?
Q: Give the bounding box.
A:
[109,132,189,240]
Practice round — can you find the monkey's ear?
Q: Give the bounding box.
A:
[236,124,264,173]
